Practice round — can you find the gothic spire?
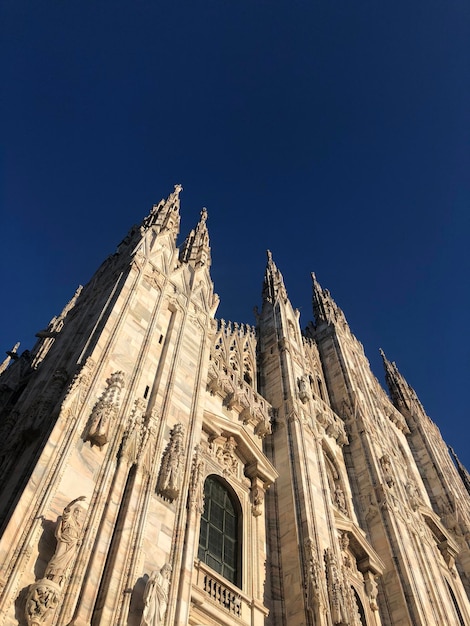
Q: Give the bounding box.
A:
[0,342,20,376]
[380,349,425,416]
[142,184,182,237]
[311,272,346,327]
[179,208,211,268]
[262,250,288,304]
[448,446,470,497]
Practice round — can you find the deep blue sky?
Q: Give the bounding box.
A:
[2,1,469,467]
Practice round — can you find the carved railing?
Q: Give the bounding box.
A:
[203,573,242,616]
[194,560,246,619]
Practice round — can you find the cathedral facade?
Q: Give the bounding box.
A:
[0,186,469,626]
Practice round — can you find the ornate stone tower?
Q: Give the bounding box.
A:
[0,188,469,626]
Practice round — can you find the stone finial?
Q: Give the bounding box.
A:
[262,250,288,304]
[311,272,347,328]
[179,208,211,268]
[0,342,20,375]
[142,185,183,235]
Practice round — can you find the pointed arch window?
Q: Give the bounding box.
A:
[197,475,241,587]
[352,587,367,625]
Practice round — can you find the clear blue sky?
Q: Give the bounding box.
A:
[2,1,469,466]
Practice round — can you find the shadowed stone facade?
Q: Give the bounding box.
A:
[0,186,469,625]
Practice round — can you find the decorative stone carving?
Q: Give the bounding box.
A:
[188,445,206,513]
[251,479,264,517]
[63,357,95,409]
[45,496,86,586]
[140,563,172,626]
[156,423,185,501]
[314,400,348,446]
[339,531,353,569]
[304,538,325,610]
[86,371,125,447]
[215,436,239,476]
[325,548,349,625]
[27,368,69,430]
[25,579,61,626]
[363,570,379,611]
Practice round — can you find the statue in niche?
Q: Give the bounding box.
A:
[297,376,310,404]
[45,496,86,586]
[405,474,421,511]
[157,424,185,501]
[334,486,348,515]
[380,454,395,488]
[140,563,172,626]
[188,445,206,514]
[25,497,86,626]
